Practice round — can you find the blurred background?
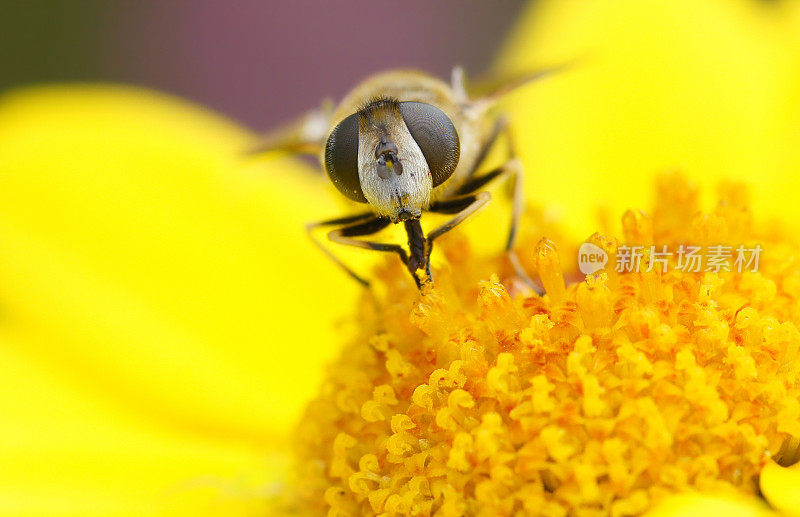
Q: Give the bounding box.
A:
[1,0,524,129]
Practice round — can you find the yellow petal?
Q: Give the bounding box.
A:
[0,326,284,516]
[495,0,800,240]
[0,85,360,441]
[645,493,773,517]
[761,461,800,517]
[0,84,366,514]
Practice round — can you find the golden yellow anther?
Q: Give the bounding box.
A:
[622,210,653,245]
[291,175,800,516]
[535,238,567,304]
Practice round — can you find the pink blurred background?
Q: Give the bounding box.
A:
[1,0,524,129]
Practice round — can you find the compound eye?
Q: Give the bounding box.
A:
[398,101,460,187]
[324,113,367,203]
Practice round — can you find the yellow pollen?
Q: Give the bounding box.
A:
[287,173,800,516]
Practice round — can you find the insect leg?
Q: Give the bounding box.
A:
[466,115,509,180]
[427,192,492,239]
[306,213,397,287]
[424,192,492,281]
[500,158,539,291]
[450,66,468,102]
[247,101,334,157]
[455,160,510,196]
[450,154,539,291]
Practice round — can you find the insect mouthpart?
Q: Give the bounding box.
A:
[395,209,415,222]
[375,140,403,179]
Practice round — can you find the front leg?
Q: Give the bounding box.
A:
[402,219,428,289]
[424,192,492,282]
[307,213,402,287]
[455,156,538,291]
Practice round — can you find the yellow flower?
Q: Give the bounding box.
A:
[2,1,800,515]
[287,173,800,516]
[0,85,358,515]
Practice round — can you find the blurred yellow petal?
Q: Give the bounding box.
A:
[645,493,773,517]
[495,0,800,240]
[0,85,358,439]
[761,461,800,517]
[0,85,359,514]
[0,326,280,516]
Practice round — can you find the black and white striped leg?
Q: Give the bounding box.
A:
[306,213,403,287]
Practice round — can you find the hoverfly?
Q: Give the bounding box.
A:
[253,66,565,290]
